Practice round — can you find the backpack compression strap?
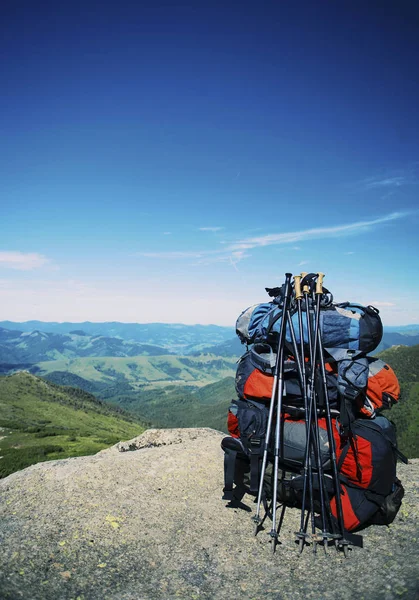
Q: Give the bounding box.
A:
[221,437,241,500]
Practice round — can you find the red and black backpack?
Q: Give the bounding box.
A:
[222,287,405,534]
[224,404,406,531]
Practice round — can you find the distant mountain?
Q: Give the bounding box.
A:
[0,326,171,364]
[383,325,419,333]
[2,320,418,361]
[29,354,237,390]
[0,321,235,353]
[375,330,419,353]
[0,371,147,478]
[192,337,244,357]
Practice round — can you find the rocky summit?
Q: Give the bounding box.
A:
[0,428,418,600]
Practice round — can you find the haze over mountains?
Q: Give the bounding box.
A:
[1,321,418,363]
[0,321,235,356]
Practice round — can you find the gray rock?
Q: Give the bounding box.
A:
[0,428,418,600]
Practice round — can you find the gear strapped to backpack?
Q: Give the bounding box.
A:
[222,272,405,552]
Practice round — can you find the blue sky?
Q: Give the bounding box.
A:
[1,0,418,325]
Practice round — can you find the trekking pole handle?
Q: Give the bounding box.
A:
[294,275,302,300]
[316,272,325,295]
[284,272,293,296]
[301,272,309,294]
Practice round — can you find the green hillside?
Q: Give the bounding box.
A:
[0,372,146,478]
[378,344,419,458]
[106,376,236,432]
[34,354,237,389]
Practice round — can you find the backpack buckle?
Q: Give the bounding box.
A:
[249,436,262,449]
[343,386,359,401]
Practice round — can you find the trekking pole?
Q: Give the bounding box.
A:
[314,278,351,557]
[307,272,332,552]
[270,274,294,552]
[300,273,331,552]
[293,274,315,552]
[252,273,293,543]
[299,273,318,552]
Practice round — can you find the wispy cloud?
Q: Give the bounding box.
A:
[193,249,251,270]
[199,227,224,232]
[360,164,419,190]
[163,231,172,235]
[298,260,309,266]
[0,251,50,270]
[363,176,407,189]
[227,212,408,251]
[135,212,410,269]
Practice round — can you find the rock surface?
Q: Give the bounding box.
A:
[0,427,418,600]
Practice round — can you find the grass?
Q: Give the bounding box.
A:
[0,371,146,478]
[34,354,237,388]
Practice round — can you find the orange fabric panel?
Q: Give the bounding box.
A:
[227,411,240,438]
[330,484,360,532]
[367,364,400,408]
[243,369,273,401]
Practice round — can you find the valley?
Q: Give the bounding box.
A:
[1,320,418,480]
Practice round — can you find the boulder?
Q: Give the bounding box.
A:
[0,428,418,599]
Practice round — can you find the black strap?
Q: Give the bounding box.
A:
[265,308,283,338]
[364,489,387,507]
[222,447,237,501]
[352,419,409,465]
[337,435,352,471]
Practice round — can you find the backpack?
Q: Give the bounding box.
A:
[224,277,404,537]
[235,293,383,425]
[222,411,406,531]
[235,343,340,415]
[331,416,407,530]
[359,358,400,417]
[234,344,399,423]
[236,301,383,354]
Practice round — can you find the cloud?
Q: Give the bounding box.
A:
[360,165,419,190]
[199,227,224,232]
[363,176,407,189]
[298,261,309,266]
[136,212,410,269]
[0,251,50,270]
[227,212,408,252]
[163,232,172,235]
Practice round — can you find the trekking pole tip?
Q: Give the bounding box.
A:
[316,272,325,295]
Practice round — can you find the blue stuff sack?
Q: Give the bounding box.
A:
[236,302,382,354]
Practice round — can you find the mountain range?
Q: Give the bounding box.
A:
[0,321,235,354]
[1,321,418,365]
[0,326,173,364]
